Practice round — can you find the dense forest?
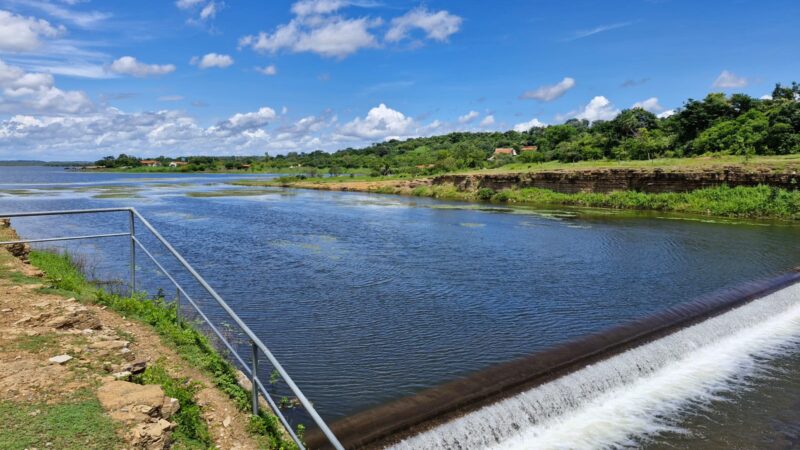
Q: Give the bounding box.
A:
[97,82,800,175]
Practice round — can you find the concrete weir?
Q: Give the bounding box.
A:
[305,270,800,449]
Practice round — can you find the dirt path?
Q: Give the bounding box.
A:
[0,223,262,449]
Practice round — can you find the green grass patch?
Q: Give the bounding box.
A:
[27,249,295,449]
[134,363,211,449]
[9,332,59,353]
[0,398,122,450]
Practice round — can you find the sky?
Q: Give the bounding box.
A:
[0,0,798,161]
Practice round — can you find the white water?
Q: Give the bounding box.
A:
[390,282,800,450]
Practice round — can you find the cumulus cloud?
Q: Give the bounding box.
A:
[109,56,176,77]
[513,117,546,132]
[191,53,233,69]
[479,115,495,127]
[291,0,346,16]
[520,77,575,102]
[385,7,462,42]
[337,103,415,140]
[458,110,479,124]
[240,1,461,59]
[0,9,64,52]
[239,16,380,59]
[0,58,92,114]
[574,96,620,122]
[256,64,277,76]
[712,70,748,89]
[632,97,665,113]
[200,2,218,20]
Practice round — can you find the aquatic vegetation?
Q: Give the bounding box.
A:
[186,189,275,197]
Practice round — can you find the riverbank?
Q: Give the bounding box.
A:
[0,222,293,449]
[233,165,800,220]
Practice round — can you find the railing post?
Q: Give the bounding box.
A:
[251,342,259,415]
[129,210,136,293]
[175,287,181,324]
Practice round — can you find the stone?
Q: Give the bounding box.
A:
[97,381,166,420]
[161,398,180,419]
[123,360,148,375]
[1,308,12,313]
[48,354,73,365]
[46,310,101,330]
[223,416,232,428]
[112,371,132,380]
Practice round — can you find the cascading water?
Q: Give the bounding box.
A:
[389,281,800,450]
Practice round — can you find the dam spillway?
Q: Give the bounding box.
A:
[308,273,800,449]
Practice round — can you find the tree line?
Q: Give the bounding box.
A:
[96,82,800,175]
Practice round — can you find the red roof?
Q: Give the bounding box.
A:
[493,148,515,154]
[140,160,158,164]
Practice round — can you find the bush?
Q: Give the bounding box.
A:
[477,188,495,200]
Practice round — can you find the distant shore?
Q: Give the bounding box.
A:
[231,157,800,220]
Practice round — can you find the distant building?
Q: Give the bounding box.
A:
[241,164,252,169]
[140,160,160,167]
[493,148,517,156]
[168,161,188,168]
[415,164,435,169]
[489,147,517,161]
[521,145,538,152]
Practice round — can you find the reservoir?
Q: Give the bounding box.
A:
[3,165,800,448]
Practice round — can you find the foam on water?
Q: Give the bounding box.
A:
[390,281,800,450]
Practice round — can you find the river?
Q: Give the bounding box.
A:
[2,165,800,449]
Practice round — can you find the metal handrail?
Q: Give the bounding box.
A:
[0,207,344,450]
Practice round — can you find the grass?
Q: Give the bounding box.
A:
[10,332,59,353]
[405,184,800,220]
[134,363,212,449]
[27,250,296,449]
[0,395,122,450]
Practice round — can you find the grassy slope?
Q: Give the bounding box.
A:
[27,250,296,449]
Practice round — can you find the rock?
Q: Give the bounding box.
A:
[123,360,148,375]
[46,309,101,330]
[13,316,32,326]
[97,381,166,422]
[112,371,132,380]
[223,416,232,428]
[1,308,12,313]
[48,354,73,365]
[161,397,180,419]
[128,420,174,450]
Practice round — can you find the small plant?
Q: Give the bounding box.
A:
[477,188,495,200]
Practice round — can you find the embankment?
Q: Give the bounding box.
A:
[237,166,800,219]
[433,167,800,194]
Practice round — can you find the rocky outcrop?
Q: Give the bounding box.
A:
[97,380,180,449]
[433,167,800,194]
[0,218,30,262]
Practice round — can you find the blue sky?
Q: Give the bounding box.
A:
[0,0,798,160]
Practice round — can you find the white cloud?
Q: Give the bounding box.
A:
[191,53,233,69]
[256,65,277,76]
[513,117,546,132]
[338,103,415,140]
[0,9,64,52]
[385,7,462,42]
[240,2,459,59]
[712,70,748,89]
[760,94,772,100]
[200,2,218,20]
[158,95,184,102]
[211,107,277,135]
[632,97,665,113]
[291,0,346,16]
[176,0,204,9]
[0,58,92,114]
[109,56,176,77]
[240,16,380,59]
[520,77,575,102]
[657,109,675,119]
[574,96,620,122]
[566,22,631,41]
[458,110,479,124]
[15,1,110,28]
[479,115,495,126]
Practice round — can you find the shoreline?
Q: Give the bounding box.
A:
[232,168,800,221]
